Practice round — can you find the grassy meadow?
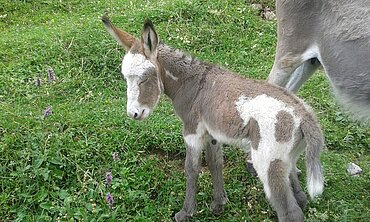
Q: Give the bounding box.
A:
[0,0,369,221]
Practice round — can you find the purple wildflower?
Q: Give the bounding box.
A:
[43,106,52,118]
[105,171,113,187]
[105,192,114,209]
[112,152,119,161]
[35,78,41,87]
[47,68,56,82]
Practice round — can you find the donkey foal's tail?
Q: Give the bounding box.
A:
[301,116,324,199]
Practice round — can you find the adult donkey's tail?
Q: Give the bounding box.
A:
[301,114,324,199]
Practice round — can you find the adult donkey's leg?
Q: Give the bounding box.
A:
[268,48,320,91]
[174,132,204,222]
[267,0,320,90]
[205,137,227,215]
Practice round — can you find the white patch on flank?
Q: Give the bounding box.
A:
[235,94,301,151]
[235,94,302,198]
[165,70,178,81]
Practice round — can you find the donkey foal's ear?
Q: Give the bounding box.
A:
[101,15,136,51]
[141,19,159,58]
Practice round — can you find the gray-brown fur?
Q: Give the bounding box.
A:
[268,159,304,222]
[268,0,370,123]
[102,17,324,222]
[137,67,160,107]
[249,118,261,150]
[289,171,307,210]
[205,135,228,215]
[275,110,294,143]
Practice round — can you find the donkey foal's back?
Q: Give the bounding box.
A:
[102,17,324,222]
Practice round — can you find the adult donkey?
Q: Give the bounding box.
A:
[102,17,324,222]
[268,0,370,123]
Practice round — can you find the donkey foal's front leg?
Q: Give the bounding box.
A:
[174,136,203,222]
[205,138,227,215]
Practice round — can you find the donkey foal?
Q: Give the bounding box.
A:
[102,17,324,222]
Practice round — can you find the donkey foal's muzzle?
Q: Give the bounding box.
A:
[127,107,147,120]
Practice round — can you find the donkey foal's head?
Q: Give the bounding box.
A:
[102,16,163,120]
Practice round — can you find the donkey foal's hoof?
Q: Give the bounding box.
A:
[294,191,307,210]
[174,210,192,222]
[281,206,304,222]
[246,160,258,177]
[211,202,225,215]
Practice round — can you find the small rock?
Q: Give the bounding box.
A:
[263,11,276,20]
[262,7,276,20]
[347,162,362,176]
[251,4,263,11]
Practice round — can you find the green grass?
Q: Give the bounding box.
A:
[1,0,369,221]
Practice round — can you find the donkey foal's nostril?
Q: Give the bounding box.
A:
[130,108,146,120]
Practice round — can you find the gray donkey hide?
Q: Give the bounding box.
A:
[102,16,324,222]
[268,0,370,124]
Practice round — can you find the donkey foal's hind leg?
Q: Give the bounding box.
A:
[290,170,307,210]
[205,138,227,215]
[266,159,304,222]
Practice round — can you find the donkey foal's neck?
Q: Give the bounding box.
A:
[157,44,210,101]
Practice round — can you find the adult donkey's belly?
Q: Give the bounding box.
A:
[319,39,370,122]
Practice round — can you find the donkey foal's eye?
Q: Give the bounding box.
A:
[139,78,149,85]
